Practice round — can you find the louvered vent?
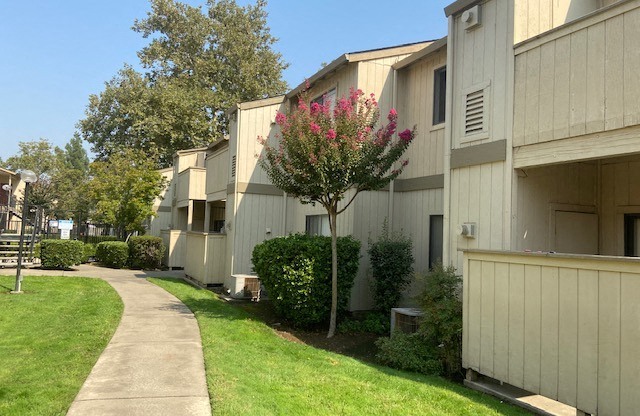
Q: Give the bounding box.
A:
[465,89,485,135]
[231,155,237,177]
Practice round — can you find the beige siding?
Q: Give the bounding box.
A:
[176,167,206,206]
[514,162,597,252]
[463,250,640,415]
[237,102,285,186]
[205,147,229,201]
[160,230,186,269]
[448,161,507,270]
[357,54,412,115]
[231,193,284,275]
[397,49,447,178]
[303,64,358,106]
[184,232,226,285]
[451,0,512,149]
[513,2,640,148]
[514,0,601,44]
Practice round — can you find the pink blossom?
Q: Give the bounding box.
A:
[335,98,352,116]
[310,102,322,116]
[310,122,321,134]
[275,112,287,126]
[309,153,318,165]
[257,135,266,145]
[399,129,413,142]
[297,100,308,112]
[401,159,409,167]
[349,88,364,103]
[326,129,337,140]
[388,108,397,121]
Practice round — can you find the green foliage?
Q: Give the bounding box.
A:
[337,311,389,335]
[64,133,90,174]
[88,149,167,238]
[86,235,119,245]
[80,0,288,168]
[368,223,414,312]
[40,239,85,269]
[417,263,463,378]
[375,264,463,379]
[376,332,443,375]
[96,241,129,269]
[128,235,165,269]
[82,243,97,263]
[252,234,360,328]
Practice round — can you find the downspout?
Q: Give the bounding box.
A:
[442,15,455,266]
[230,106,241,275]
[388,68,397,234]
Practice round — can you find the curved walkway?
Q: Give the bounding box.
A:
[16,264,211,416]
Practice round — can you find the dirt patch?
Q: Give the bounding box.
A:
[232,299,381,364]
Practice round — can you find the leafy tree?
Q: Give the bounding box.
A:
[88,149,167,239]
[2,139,64,212]
[79,0,288,168]
[64,133,90,174]
[259,89,415,337]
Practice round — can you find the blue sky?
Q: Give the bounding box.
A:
[0,0,451,161]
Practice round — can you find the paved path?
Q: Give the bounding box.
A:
[9,264,212,416]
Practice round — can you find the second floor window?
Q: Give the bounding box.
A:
[312,88,337,115]
[433,66,446,125]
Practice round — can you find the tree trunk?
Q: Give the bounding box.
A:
[327,207,338,338]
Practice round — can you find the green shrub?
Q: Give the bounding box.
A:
[375,264,462,380]
[128,236,164,269]
[96,241,129,269]
[252,234,361,328]
[338,311,389,335]
[368,223,414,313]
[418,263,462,379]
[40,239,84,269]
[81,243,97,263]
[376,332,442,375]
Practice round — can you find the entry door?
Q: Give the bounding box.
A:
[554,211,599,255]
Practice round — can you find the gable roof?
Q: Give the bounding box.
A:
[286,40,435,99]
[393,37,447,70]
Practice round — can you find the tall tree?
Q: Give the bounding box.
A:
[79,0,288,168]
[88,148,167,239]
[64,133,90,174]
[259,89,415,337]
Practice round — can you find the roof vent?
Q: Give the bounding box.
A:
[462,5,481,31]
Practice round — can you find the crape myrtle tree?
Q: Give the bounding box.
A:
[258,88,415,337]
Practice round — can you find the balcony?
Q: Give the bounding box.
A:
[512,0,640,168]
[463,249,640,415]
[175,167,206,207]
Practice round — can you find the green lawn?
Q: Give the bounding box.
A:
[0,275,123,416]
[149,277,530,416]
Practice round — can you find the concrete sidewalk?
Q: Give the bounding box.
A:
[10,264,212,416]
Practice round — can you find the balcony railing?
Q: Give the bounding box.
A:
[463,249,640,415]
[176,167,206,205]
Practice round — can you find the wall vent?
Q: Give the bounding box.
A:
[464,88,485,135]
[231,155,237,178]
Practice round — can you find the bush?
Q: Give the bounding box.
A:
[375,263,462,380]
[128,236,164,269]
[96,241,129,269]
[40,239,84,269]
[337,311,389,335]
[376,332,442,374]
[368,223,414,312]
[252,234,360,328]
[81,243,97,263]
[418,263,462,379]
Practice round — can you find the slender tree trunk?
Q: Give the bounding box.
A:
[327,206,338,338]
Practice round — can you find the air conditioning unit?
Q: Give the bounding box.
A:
[457,222,477,238]
[390,308,423,334]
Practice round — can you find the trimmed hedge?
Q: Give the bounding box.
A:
[128,236,164,270]
[252,234,361,328]
[81,243,97,263]
[40,239,84,269]
[96,241,129,269]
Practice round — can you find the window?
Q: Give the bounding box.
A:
[433,67,446,125]
[624,214,640,256]
[429,215,443,269]
[305,214,330,236]
[312,88,337,115]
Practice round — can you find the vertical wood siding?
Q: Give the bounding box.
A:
[396,49,447,178]
[513,2,640,147]
[184,232,227,285]
[463,250,640,415]
[205,148,229,199]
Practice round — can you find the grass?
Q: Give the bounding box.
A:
[149,277,530,416]
[0,275,123,416]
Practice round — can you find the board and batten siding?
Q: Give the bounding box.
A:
[303,64,358,107]
[396,48,447,178]
[205,147,229,201]
[513,1,640,149]
[463,250,640,415]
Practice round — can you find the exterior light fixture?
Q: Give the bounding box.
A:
[12,170,37,294]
